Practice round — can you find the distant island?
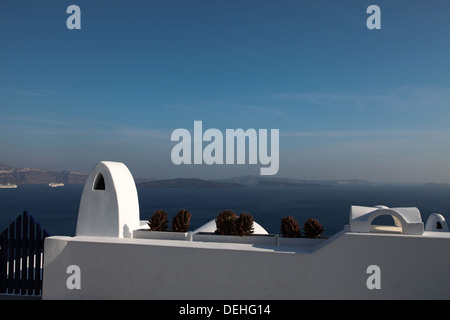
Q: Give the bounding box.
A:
[0,163,376,189]
[0,163,87,185]
[219,175,375,187]
[256,180,331,188]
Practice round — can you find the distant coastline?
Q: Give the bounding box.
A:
[0,163,87,186]
[4,162,441,190]
[219,176,376,188]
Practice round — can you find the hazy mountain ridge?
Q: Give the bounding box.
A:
[219,175,376,187]
[1,164,378,188]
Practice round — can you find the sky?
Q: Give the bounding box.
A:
[1,0,450,183]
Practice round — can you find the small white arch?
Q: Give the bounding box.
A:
[370,214,401,228]
[425,213,449,232]
[367,209,407,228]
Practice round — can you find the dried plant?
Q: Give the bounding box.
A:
[147,209,168,231]
[303,218,324,238]
[280,216,301,238]
[235,212,254,236]
[215,210,237,235]
[172,209,192,232]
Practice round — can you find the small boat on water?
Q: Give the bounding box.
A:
[0,183,18,189]
[49,183,64,188]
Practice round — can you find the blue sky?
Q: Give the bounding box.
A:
[1,0,450,182]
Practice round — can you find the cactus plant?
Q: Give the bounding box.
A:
[303,218,324,238]
[147,209,168,231]
[280,216,301,238]
[235,212,254,236]
[172,209,192,232]
[215,210,237,235]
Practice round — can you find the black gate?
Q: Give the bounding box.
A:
[0,211,49,296]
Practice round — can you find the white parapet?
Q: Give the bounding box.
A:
[75,161,140,238]
[43,230,450,300]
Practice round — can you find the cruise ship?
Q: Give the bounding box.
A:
[49,183,64,188]
[0,183,17,189]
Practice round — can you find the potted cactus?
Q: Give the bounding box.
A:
[235,212,254,236]
[172,209,192,232]
[194,210,276,245]
[280,216,301,238]
[278,216,327,247]
[303,218,324,238]
[133,208,192,240]
[214,210,254,236]
[215,210,237,235]
[147,209,168,231]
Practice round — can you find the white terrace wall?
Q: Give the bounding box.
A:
[42,161,450,299]
[43,230,450,300]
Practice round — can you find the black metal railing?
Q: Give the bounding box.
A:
[0,211,49,296]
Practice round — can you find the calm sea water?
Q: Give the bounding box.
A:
[1,184,450,237]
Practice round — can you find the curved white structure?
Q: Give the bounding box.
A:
[76,161,140,238]
[349,205,424,235]
[425,213,449,232]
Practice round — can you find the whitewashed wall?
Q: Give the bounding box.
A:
[43,161,450,299]
[43,230,450,299]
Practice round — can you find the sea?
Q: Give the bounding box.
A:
[1,183,450,237]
